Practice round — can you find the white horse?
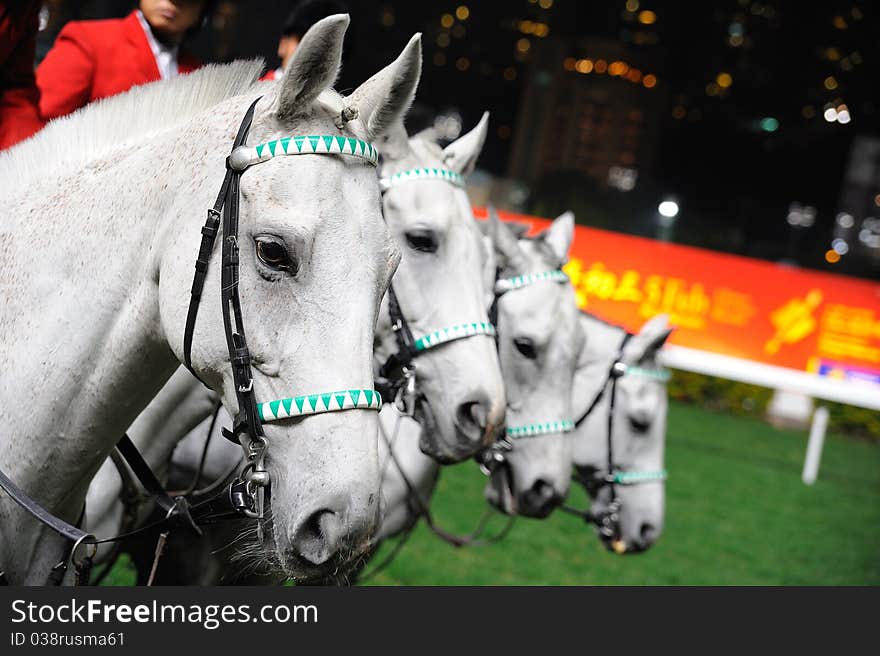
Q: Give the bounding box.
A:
[480,210,585,517]
[373,114,506,463]
[0,14,422,584]
[570,313,672,553]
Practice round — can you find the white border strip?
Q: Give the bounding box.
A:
[660,345,880,411]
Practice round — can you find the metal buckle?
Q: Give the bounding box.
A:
[70,535,97,569]
[238,436,270,538]
[478,437,512,476]
[394,366,417,417]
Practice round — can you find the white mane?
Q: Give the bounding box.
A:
[0,59,264,196]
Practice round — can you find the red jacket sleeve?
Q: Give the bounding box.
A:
[0,2,44,148]
[35,22,96,120]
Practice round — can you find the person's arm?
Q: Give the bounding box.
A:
[35,22,95,120]
[0,2,44,147]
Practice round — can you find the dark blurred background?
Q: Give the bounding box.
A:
[36,0,880,280]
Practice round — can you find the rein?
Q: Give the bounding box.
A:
[0,97,384,586]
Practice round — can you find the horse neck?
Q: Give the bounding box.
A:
[0,116,223,523]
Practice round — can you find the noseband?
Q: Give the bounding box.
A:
[567,331,669,543]
[0,97,384,584]
[374,167,496,412]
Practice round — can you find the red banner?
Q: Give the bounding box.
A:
[475,208,880,386]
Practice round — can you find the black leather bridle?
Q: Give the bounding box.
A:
[374,284,419,409]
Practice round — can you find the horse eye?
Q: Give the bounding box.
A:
[405,230,438,253]
[513,337,538,359]
[256,239,296,274]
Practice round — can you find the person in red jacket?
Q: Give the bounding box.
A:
[0,1,44,149]
[36,0,209,121]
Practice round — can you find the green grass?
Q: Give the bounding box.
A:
[102,401,880,585]
[361,401,880,585]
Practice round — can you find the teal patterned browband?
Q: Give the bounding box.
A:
[229,135,379,170]
[612,469,668,485]
[257,388,382,422]
[414,322,496,352]
[379,167,466,192]
[620,365,671,383]
[495,270,569,293]
[506,420,576,438]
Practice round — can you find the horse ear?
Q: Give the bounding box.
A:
[272,14,348,118]
[537,211,574,265]
[350,34,422,140]
[442,111,489,175]
[375,119,411,161]
[487,205,525,270]
[624,314,673,361]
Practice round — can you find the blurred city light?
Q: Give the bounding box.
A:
[575,58,593,73]
[760,117,779,132]
[836,213,855,228]
[831,238,849,255]
[787,203,816,227]
[658,200,679,218]
[825,249,841,263]
[433,111,462,141]
[823,106,838,122]
[608,166,638,191]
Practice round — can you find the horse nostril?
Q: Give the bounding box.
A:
[640,522,658,544]
[520,479,562,518]
[291,508,341,566]
[456,398,488,436]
